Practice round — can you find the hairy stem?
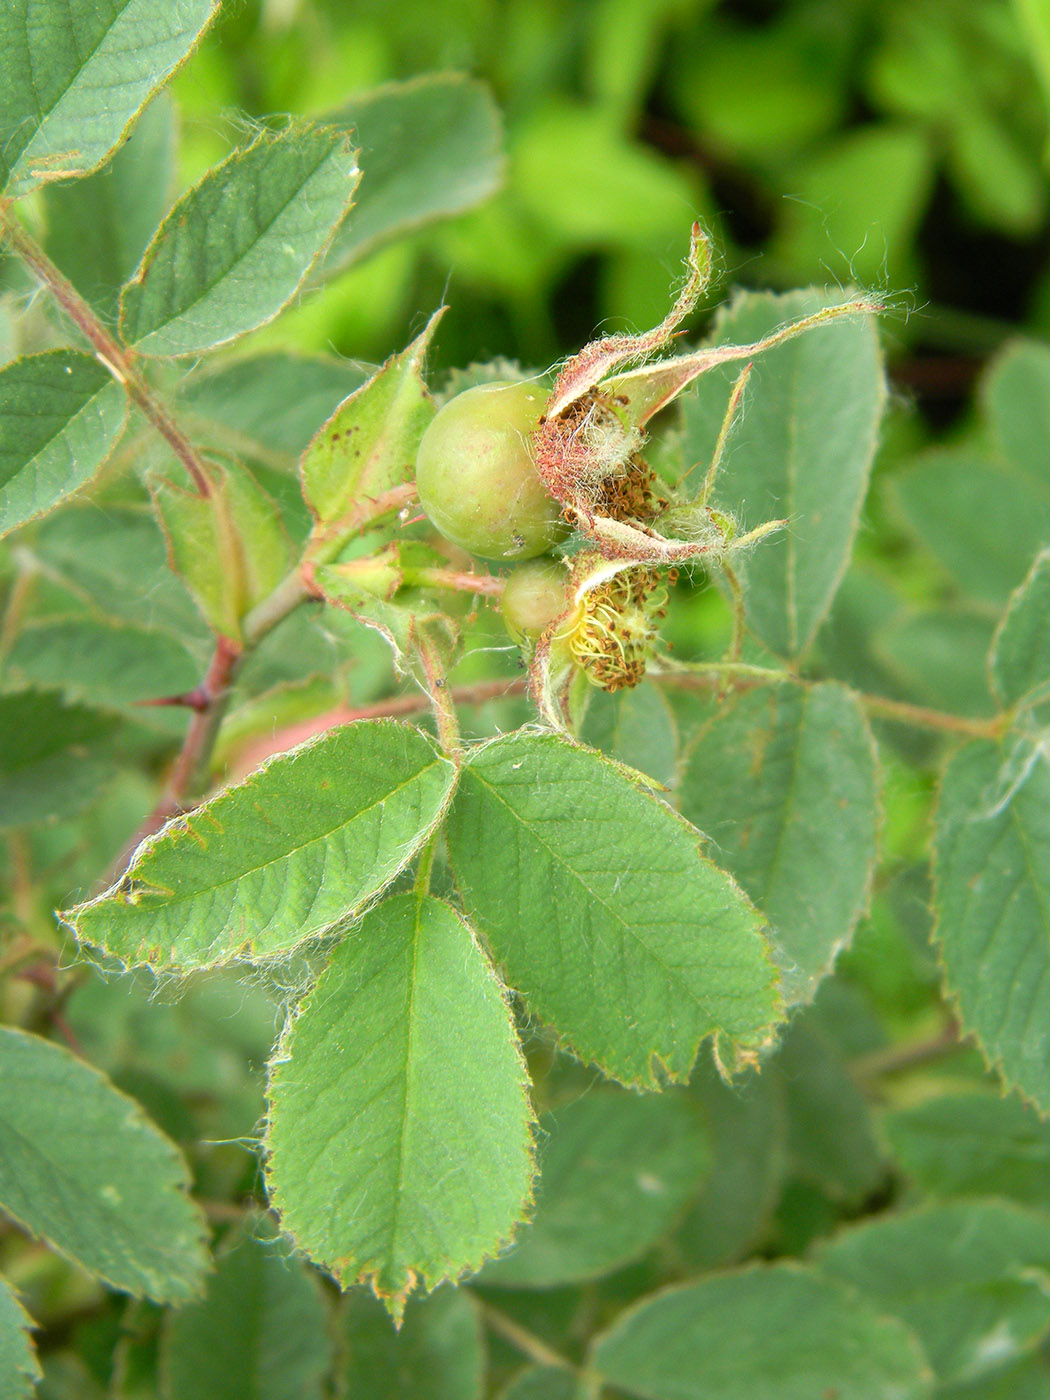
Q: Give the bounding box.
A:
[103,636,242,885]
[0,209,213,497]
[401,565,505,597]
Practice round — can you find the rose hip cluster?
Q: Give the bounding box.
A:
[412,226,880,725]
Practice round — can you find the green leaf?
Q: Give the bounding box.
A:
[0,351,128,537]
[178,352,371,460]
[676,1053,785,1271]
[315,75,503,277]
[984,342,1050,491]
[0,1277,41,1400]
[27,504,209,643]
[5,616,201,710]
[991,550,1050,721]
[0,0,216,198]
[495,1366,576,1400]
[446,731,782,1088]
[41,93,176,320]
[816,1200,1050,1383]
[265,894,533,1318]
[771,125,935,285]
[681,288,886,658]
[891,448,1050,608]
[679,682,879,1005]
[589,1262,931,1400]
[0,691,117,829]
[150,458,294,640]
[0,1026,208,1302]
[300,312,441,533]
[119,122,360,357]
[937,1353,1050,1399]
[933,738,1050,1111]
[579,681,678,788]
[338,1286,484,1400]
[775,1001,885,1205]
[481,1086,707,1288]
[162,1226,332,1400]
[875,608,997,718]
[885,1092,1050,1210]
[65,720,456,972]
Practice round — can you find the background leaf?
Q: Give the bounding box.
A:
[0,691,118,829]
[891,448,1050,609]
[119,122,360,357]
[934,738,1050,1112]
[0,0,216,197]
[150,458,293,640]
[0,1277,41,1400]
[480,1086,707,1288]
[177,352,371,461]
[589,1263,931,1400]
[680,287,886,658]
[41,93,177,320]
[161,1226,331,1400]
[315,74,503,276]
[679,681,879,1004]
[338,1287,485,1400]
[991,550,1050,719]
[885,1092,1050,1209]
[265,894,533,1317]
[816,1200,1050,1383]
[0,1027,208,1302]
[579,681,678,788]
[675,1052,786,1271]
[67,720,456,971]
[446,731,782,1087]
[0,351,128,538]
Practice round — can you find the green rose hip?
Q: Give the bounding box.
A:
[415,381,570,561]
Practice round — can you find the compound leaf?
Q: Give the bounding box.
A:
[446,731,782,1088]
[0,0,216,198]
[589,1262,931,1400]
[265,894,533,1319]
[65,720,456,971]
[119,122,359,357]
[0,1026,208,1302]
[0,351,128,537]
[679,681,879,1004]
[934,738,1050,1112]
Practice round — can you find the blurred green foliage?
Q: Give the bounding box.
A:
[167,0,1050,372]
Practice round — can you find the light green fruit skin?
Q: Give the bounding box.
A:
[415,381,570,561]
[501,556,570,644]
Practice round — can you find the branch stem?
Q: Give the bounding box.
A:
[476,1299,576,1374]
[659,666,1009,738]
[0,210,213,497]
